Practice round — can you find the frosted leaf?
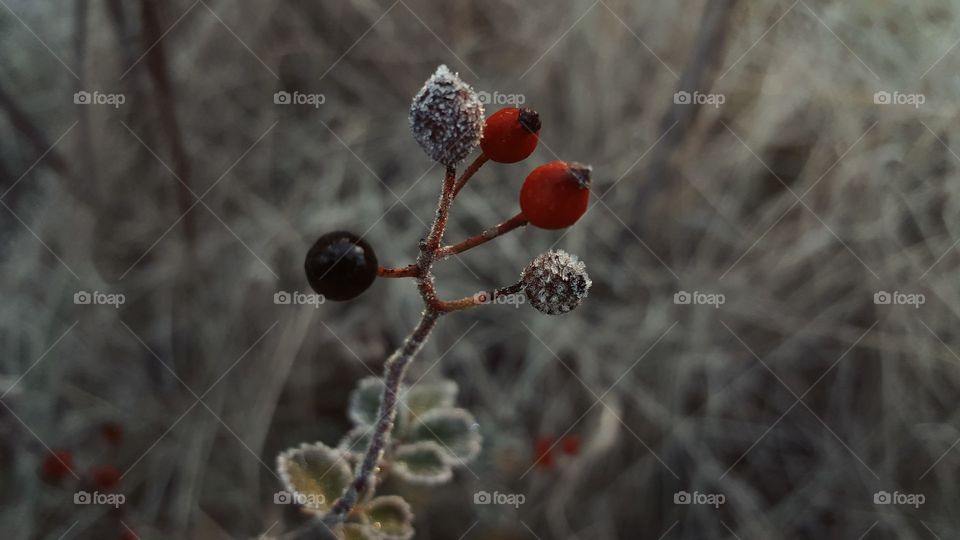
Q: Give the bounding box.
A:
[337,426,373,457]
[392,441,453,485]
[407,408,481,464]
[348,377,408,428]
[409,65,484,166]
[521,250,592,315]
[403,380,458,417]
[340,523,378,540]
[276,442,352,515]
[365,495,414,540]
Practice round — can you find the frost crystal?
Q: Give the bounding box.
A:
[409,65,484,166]
[521,250,592,315]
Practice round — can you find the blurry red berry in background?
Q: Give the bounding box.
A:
[92,464,122,490]
[519,161,591,230]
[561,434,581,455]
[533,436,556,468]
[41,450,74,482]
[481,107,541,163]
[101,422,124,446]
[119,527,138,540]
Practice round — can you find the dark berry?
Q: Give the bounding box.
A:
[41,450,74,482]
[304,231,378,301]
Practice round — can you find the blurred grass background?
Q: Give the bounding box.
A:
[3,0,960,538]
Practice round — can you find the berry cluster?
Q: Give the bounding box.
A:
[284,65,595,538]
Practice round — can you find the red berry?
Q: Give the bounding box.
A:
[561,434,581,455]
[119,527,138,540]
[101,422,124,446]
[480,107,540,163]
[41,450,74,482]
[92,464,122,490]
[519,161,591,229]
[533,436,555,468]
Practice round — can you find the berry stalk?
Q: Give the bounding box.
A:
[377,212,529,278]
[452,153,489,198]
[437,212,528,259]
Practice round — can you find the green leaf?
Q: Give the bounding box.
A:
[391,441,453,484]
[348,377,387,426]
[338,426,373,456]
[403,380,458,417]
[365,495,414,540]
[276,442,352,514]
[340,523,378,540]
[407,408,481,465]
[348,377,408,429]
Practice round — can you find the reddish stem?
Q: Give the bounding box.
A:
[377,265,418,278]
[438,212,528,259]
[378,211,528,276]
[452,153,489,198]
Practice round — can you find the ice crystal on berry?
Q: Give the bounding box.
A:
[521,250,592,315]
[409,65,484,166]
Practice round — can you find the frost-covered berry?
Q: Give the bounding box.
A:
[521,250,592,315]
[305,231,378,301]
[410,65,485,166]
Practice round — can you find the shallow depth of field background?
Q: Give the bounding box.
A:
[3,0,960,538]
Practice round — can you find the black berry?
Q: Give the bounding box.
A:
[304,231,378,301]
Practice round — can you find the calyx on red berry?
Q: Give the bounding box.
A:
[519,161,591,230]
[305,231,378,301]
[480,107,541,163]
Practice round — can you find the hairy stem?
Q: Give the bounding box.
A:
[378,211,528,278]
[452,153,488,198]
[330,166,458,520]
[328,310,440,520]
[437,212,528,259]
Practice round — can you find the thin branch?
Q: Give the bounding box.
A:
[438,212,528,258]
[452,153,488,198]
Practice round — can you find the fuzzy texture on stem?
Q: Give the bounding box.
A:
[329,166,458,521]
[452,153,489,198]
[328,310,439,520]
[438,212,528,259]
